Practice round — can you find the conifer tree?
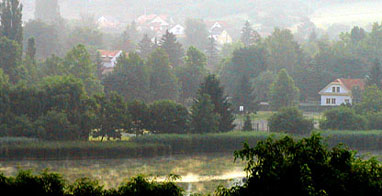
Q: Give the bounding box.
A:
[240,21,260,47]
[367,58,382,89]
[242,114,253,131]
[160,30,184,67]
[198,74,235,132]
[147,48,179,101]
[232,74,254,112]
[190,94,219,133]
[24,37,37,82]
[26,37,36,61]
[0,36,22,83]
[138,34,153,59]
[206,36,219,70]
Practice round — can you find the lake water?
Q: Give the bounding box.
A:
[0,153,245,194]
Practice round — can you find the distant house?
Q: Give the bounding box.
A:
[135,14,174,37]
[208,21,232,45]
[319,78,365,106]
[169,24,185,38]
[97,16,120,29]
[98,50,124,75]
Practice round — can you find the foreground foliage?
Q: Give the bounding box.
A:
[0,171,183,196]
[216,134,382,196]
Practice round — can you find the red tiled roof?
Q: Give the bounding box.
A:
[98,50,121,58]
[337,78,365,91]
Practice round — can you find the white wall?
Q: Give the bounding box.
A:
[322,84,349,93]
[321,95,352,106]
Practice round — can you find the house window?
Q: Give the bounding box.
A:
[326,98,330,104]
[332,98,336,104]
[337,87,340,92]
[332,87,336,92]
[345,99,350,104]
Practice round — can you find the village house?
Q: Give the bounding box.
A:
[169,24,185,38]
[319,78,365,106]
[208,21,233,45]
[98,50,125,75]
[135,14,175,37]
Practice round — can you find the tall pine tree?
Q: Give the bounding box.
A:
[147,48,179,101]
[26,37,36,61]
[206,36,219,71]
[160,30,184,67]
[367,58,382,89]
[240,21,260,47]
[198,74,235,132]
[190,94,219,133]
[0,0,23,45]
[138,34,153,59]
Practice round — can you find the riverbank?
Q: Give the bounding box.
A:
[0,130,381,160]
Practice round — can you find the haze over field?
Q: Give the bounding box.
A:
[20,0,382,32]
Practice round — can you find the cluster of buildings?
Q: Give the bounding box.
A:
[97,14,234,75]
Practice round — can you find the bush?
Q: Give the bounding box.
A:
[366,112,382,130]
[268,107,313,134]
[216,134,382,196]
[148,100,189,134]
[320,106,367,130]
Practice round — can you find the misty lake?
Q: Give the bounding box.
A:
[1,151,381,194]
[0,153,246,194]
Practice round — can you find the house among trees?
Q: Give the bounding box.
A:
[135,14,174,37]
[169,24,185,38]
[319,78,365,106]
[208,22,232,45]
[98,50,125,75]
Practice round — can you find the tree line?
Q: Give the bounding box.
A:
[0,66,235,140]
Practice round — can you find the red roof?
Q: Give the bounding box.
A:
[98,50,122,58]
[337,78,365,91]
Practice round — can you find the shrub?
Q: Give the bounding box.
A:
[148,100,189,134]
[268,107,313,134]
[320,106,367,130]
[68,178,105,196]
[366,112,382,130]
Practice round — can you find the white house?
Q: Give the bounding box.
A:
[169,24,185,38]
[319,78,365,106]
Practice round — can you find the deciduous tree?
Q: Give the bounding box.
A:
[269,69,300,110]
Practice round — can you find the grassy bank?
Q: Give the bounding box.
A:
[318,130,382,151]
[0,130,381,160]
[0,140,170,160]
